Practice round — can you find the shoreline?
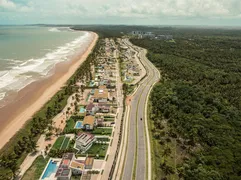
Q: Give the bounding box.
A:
[0,31,98,150]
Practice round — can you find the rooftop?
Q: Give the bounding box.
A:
[85,157,94,169]
[86,103,95,111]
[76,132,95,146]
[55,153,74,178]
[99,85,107,90]
[83,115,95,126]
[94,89,108,99]
[70,160,85,170]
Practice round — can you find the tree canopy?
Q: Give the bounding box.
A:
[131,28,241,179]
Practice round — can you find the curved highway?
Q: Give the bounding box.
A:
[122,40,160,180]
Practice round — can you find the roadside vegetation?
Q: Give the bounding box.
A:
[131,29,241,180]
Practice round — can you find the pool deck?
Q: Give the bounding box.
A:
[39,158,61,180]
[79,106,86,114]
[74,121,83,129]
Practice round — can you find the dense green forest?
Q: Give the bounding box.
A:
[131,29,241,180]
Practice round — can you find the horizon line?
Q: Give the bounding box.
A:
[0,24,241,29]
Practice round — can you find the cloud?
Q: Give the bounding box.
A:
[0,0,241,25]
[104,0,239,18]
[0,0,16,9]
[0,0,33,12]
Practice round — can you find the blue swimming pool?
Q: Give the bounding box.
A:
[89,81,95,87]
[79,107,85,113]
[75,121,83,129]
[41,160,58,179]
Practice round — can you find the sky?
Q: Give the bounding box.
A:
[0,0,241,26]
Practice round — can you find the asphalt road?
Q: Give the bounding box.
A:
[122,43,160,180]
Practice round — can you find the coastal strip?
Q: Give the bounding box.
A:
[0,32,98,150]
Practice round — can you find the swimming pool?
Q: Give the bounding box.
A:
[79,107,85,113]
[89,81,95,87]
[75,121,83,129]
[41,160,58,179]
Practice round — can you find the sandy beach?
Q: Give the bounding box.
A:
[0,31,98,150]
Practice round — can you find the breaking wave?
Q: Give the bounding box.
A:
[0,31,91,102]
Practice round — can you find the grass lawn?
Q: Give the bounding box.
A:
[96,137,110,142]
[64,115,85,133]
[104,115,115,118]
[104,118,115,121]
[84,144,108,158]
[71,175,81,180]
[91,128,112,135]
[22,156,49,180]
[61,137,70,150]
[52,136,65,150]
[126,84,136,95]
[64,118,76,133]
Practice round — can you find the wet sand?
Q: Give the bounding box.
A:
[0,32,98,150]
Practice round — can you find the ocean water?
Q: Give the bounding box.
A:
[0,26,91,102]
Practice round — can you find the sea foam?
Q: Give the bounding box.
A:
[0,31,91,101]
[0,92,6,101]
[49,27,74,32]
[49,28,61,32]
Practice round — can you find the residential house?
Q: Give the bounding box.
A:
[75,132,96,152]
[93,86,109,103]
[98,104,110,113]
[84,157,94,169]
[83,115,95,130]
[96,116,104,126]
[86,103,99,115]
[55,153,74,180]
[99,80,110,86]
[54,153,93,180]
[69,160,85,175]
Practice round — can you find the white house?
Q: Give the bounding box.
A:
[75,132,96,152]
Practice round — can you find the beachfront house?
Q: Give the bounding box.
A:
[75,132,96,152]
[96,116,104,126]
[55,153,74,180]
[48,153,93,180]
[83,115,95,130]
[69,159,85,175]
[93,85,109,103]
[86,103,99,115]
[84,157,94,169]
[98,104,110,113]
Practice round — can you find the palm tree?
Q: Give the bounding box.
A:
[46,106,52,119]
[160,161,175,176]
[29,139,38,153]
[162,146,172,157]
[80,85,85,95]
